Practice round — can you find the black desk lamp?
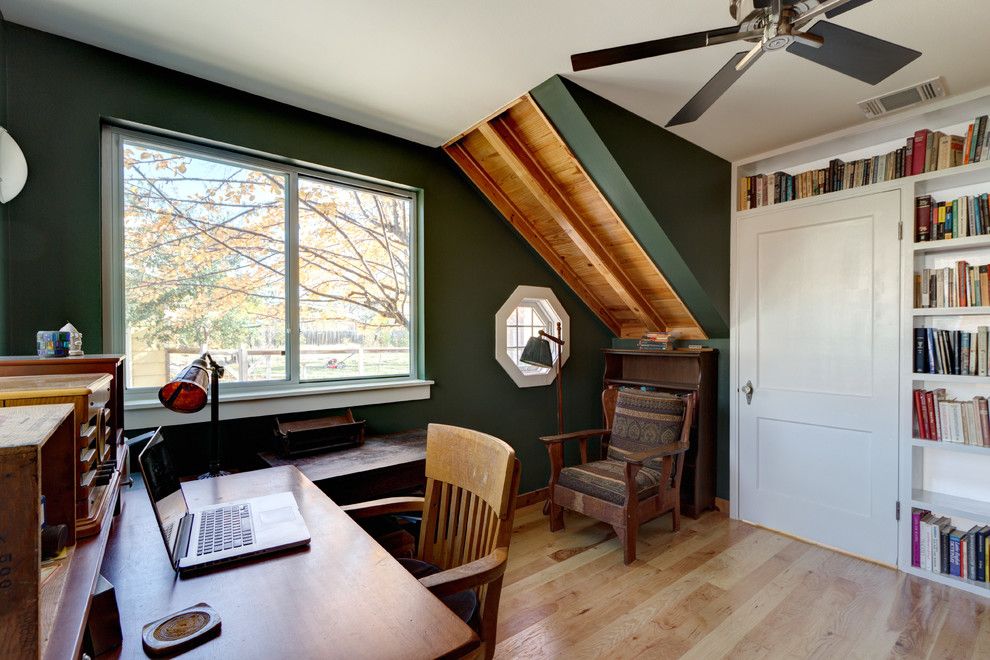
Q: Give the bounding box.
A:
[158,353,228,479]
[520,322,565,435]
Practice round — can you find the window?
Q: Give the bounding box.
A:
[104,126,421,410]
[494,286,569,388]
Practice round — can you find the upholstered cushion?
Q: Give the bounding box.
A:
[607,389,687,471]
[556,458,663,505]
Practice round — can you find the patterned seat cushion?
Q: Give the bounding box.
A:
[556,459,663,505]
[607,389,687,471]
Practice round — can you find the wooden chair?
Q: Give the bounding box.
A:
[342,423,520,660]
[541,388,696,564]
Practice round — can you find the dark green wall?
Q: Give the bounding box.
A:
[531,78,731,499]
[0,23,613,493]
[0,17,8,354]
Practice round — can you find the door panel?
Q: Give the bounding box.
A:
[737,191,900,565]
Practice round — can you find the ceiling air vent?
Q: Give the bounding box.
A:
[858,77,947,119]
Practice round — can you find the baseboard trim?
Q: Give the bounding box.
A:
[715,497,730,513]
[516,487,549,509]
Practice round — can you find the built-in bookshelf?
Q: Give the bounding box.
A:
[731,86,990,599]
[907,150,990,598]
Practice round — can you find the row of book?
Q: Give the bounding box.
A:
[915,193,990,242]
[916,263,990,308]
[638,331,675,351]
[913,388,990,445]
[912,509,990,583]
[914,327,990,376]
[738,114,990,211]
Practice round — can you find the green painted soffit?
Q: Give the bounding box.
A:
[529,76,728,337]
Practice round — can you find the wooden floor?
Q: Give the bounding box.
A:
[495,504,990,659]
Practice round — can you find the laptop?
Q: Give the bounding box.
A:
[138,428,311,574]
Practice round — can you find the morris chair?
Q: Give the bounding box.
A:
[541,388,695,564]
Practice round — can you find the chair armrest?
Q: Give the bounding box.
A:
[418,547,509,598]
[340,496,424,519]
[617,445,687,466]
[539,429,610,444]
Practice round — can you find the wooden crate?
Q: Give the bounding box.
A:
[0,404,76,660]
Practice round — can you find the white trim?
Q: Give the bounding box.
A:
[125,379,433,430]
[494,285,570,388]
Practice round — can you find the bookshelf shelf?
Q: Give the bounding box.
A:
[913,234,990,254]
[904,565,990,597]
[913,306,990,316]
[909,438,990,456]
[911,488,990,521]
[910,373,990,383]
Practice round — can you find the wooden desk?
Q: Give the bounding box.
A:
[258,430,427,505]
[101,466,478,659]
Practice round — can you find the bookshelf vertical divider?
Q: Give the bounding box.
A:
[731,86,990,599]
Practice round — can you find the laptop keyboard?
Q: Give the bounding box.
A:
[196,503,254,556]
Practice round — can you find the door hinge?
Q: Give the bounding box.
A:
[898,221,903,240]
[895,500,901,521]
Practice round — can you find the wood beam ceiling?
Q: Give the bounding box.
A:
[444,96,706,340]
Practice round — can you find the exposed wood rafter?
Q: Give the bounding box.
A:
[478,119,666,332]
[443,95,706,340]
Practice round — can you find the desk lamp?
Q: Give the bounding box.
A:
[158,353,227,479]
[521,322,565,434]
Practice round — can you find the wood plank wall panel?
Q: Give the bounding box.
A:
[445,96,706,340]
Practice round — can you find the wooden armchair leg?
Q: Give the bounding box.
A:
[672,495,681,532]
[549,499,564,532]
[615,524,637,565]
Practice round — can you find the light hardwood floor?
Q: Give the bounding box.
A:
[495,504,990,659]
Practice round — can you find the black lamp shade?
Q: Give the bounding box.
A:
[158,356,211,413]
[520,336,554,368]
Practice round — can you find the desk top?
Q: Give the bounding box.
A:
[259,429,427,483]
[101,465,478,659]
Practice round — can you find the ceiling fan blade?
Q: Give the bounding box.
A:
[571,26,745,72]
[786,21,921,85]
[666,50,757,127]
[825,0,875,18]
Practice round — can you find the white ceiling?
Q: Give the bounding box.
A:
[3,0,990,160]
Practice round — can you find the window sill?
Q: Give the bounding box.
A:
[123,379,433,430]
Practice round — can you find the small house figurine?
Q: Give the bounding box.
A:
[60,322,84,356]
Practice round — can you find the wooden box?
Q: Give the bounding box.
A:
[0,404,76,660]
[274,410,366,457]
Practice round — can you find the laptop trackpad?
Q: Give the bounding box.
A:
[260,506,299,525]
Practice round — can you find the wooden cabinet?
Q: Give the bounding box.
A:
[0,355,125,451]
[0,374,118,537]
[603,348,718,517]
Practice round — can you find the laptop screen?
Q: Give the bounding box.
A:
[138,428,188,566]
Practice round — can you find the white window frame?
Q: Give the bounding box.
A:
[494,286,570,388]
[101,123,430,428]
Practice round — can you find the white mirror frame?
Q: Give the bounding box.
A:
[494,285,570,388]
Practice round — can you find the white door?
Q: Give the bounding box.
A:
[737,190,900,565]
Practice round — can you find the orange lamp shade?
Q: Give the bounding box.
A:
[158,356,211,413]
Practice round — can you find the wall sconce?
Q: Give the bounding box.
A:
[0,127,28,203]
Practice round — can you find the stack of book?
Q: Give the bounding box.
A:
[912,509,989,583]
[916,262,990,308]
[913,388,990,445]
[915,193,990,242]
[738,114,990,211]
[914,327,989,375]
[638,332,674,351]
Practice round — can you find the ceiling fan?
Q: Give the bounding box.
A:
[570,0,922,127]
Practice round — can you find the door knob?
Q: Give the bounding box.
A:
[742,380,754,405]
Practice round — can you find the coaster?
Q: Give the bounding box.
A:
[142,602,220,656]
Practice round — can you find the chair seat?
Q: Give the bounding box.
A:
[556,459,662,506]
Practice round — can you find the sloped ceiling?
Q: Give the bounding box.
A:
[4,0,990,159]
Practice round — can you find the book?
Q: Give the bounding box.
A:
[912,509,929,567]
